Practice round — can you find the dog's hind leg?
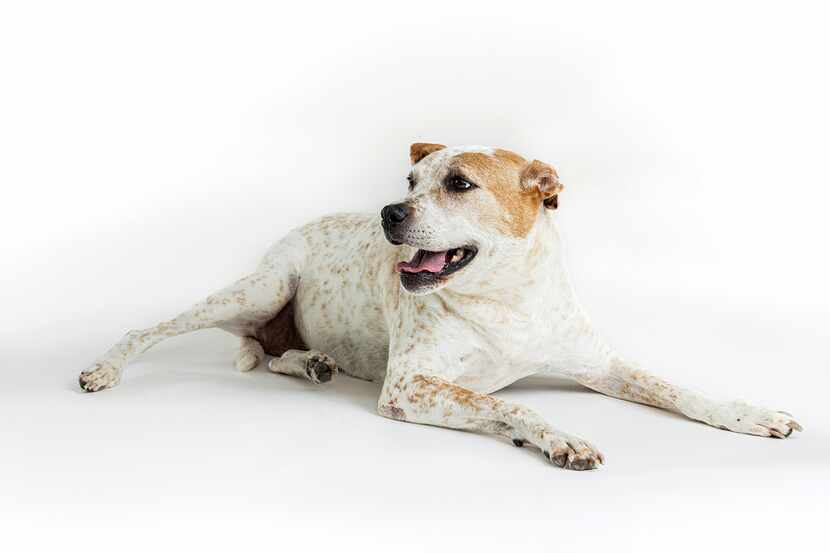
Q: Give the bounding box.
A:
[79,235,306,392]
[268,350,339,384]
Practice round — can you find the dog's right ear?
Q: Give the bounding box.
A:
[410,143,446,165]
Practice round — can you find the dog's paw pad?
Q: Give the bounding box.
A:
[305,353,337,384]
[79,362,120,392]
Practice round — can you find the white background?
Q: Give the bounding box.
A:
[1,1,828,551]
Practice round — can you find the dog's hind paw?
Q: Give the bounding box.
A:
[305,353,337,384]
[79,362,120,392]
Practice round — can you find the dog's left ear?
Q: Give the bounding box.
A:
[521,160,563,210]
[410,143,446,165]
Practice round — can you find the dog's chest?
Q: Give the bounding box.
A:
[427,292,566,394]
[454,337,550,394]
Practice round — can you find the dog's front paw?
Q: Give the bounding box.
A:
[522,428,605,470]
[305,353,338,384]
[709,401,802,438]
[79,362,120,392]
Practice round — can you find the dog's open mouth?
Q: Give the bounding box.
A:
[395,247,478,280]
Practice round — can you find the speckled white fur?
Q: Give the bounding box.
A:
[79,144,801,470]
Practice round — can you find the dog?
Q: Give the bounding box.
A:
[79,143,802,470]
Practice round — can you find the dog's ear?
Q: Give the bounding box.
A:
[410,143,446,165]
[521,160,563,210]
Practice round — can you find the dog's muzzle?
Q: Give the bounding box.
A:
[381,203,411,245]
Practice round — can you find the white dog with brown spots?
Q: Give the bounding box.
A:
[79,143,802,470]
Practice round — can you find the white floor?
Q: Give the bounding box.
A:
[3,294,827,553]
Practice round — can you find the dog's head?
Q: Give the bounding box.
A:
[382,143,563,295]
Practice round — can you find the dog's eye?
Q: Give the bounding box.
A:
[407,175,415,190]
[447,176,476,193]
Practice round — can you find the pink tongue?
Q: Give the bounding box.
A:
[396,250,448,273]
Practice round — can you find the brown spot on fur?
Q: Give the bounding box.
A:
[379,404,407,421]
[410,142,446,165]
[255,300,307,356]
[411,374,498,413]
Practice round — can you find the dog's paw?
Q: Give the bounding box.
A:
[79,362,120,392]
[523,428,604,470]
[305,353,337,384]
[709,401,802,438]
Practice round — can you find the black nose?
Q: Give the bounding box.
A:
[381,203,410,225]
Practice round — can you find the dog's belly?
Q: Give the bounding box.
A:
[294,286,389,382]
[290,214,395,382]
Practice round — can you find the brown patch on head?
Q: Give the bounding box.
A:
[410,142,446,165]
[448,148,545,238]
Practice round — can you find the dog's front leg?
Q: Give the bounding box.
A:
[379,361,604,470]
[566,358,803,438]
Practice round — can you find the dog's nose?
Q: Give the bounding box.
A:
[381,203,411,226]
